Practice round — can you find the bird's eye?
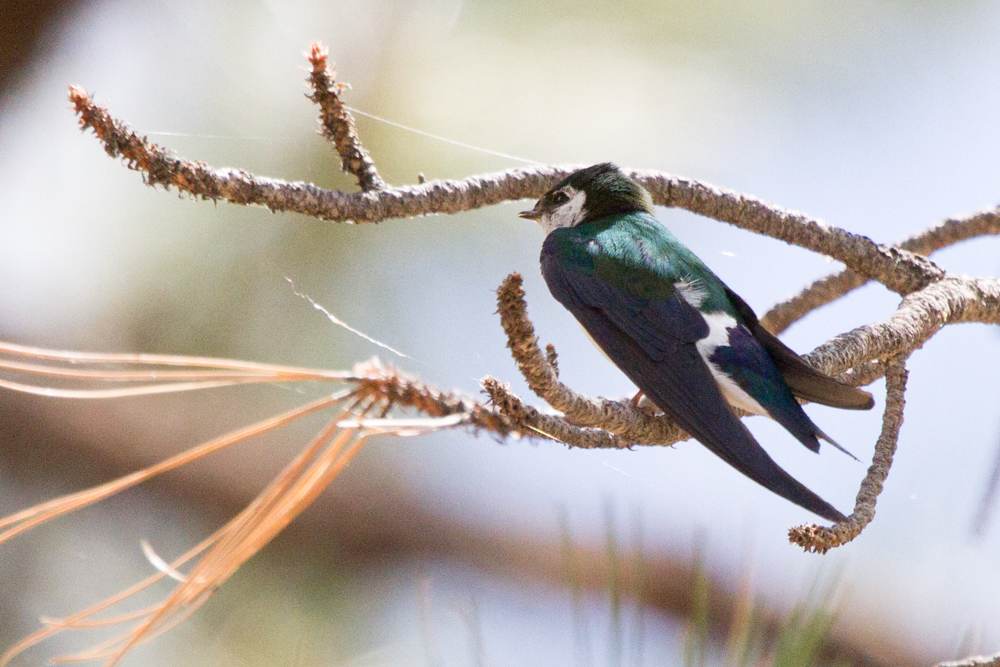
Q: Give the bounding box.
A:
[551,191,570,205]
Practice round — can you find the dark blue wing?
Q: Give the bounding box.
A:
[540,249,846,523]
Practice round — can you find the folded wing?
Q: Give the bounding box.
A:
[541,250,847,522]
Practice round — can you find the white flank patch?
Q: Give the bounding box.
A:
[694,312,769,416]
[540,186,588,233]
[674,277,708,308]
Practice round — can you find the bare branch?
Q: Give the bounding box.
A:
[305,43,385,191]
[634,171,946,295]
[68,86,570,222]
[762,207,1000,334]
[763,270,870,336]
[788,359,909,553]
[905,207,1000,255]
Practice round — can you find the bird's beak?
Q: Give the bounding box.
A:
[518,207,542,221]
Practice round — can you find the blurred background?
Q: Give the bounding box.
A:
[1,0,1000,665]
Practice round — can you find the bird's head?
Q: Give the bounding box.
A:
[519,163,654,234]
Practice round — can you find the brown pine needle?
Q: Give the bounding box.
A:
[0,392,347,544]
[0,341,510,664]
[0,528,223,665]
[63,413,372,666]
[0,340,350,378]
[0,356,302,380]
[0,395,385,666]
[0,376,298,399]
[40,604,164,629]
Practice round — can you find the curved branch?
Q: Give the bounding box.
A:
[493,273,688,448]
[763,270,871,336]
[762,207,1000,334]
[481,377,632,449]
[788,359,909,553]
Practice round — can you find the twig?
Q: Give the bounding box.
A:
[348,359,517,437]
[788,359,909,553]
[481,377,632,449]
[305,43,385,192]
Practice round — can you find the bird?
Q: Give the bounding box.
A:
[519,163,874,523]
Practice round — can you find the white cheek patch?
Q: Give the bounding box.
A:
[694,312,768,417]
[539,187,588,233]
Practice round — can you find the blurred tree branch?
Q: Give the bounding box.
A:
[936,652,1000,667]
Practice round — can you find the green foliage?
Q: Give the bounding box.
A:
[683,548,710,667]
[560,509,845,667]
[770,573,842,667]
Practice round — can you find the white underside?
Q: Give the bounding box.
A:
[694,312,769,416]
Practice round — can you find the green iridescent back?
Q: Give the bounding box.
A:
[546,212,735,315]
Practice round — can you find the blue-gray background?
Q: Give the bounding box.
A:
[1,1,999,664]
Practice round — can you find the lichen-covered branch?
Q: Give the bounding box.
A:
[763,269,871,336]
[634,170,946,295]
[68,86,571,223]
[306,43,385,191]
[762,207,1000,334]
[788,359,909,553]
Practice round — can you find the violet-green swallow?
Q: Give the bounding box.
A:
[520,163,874,522]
